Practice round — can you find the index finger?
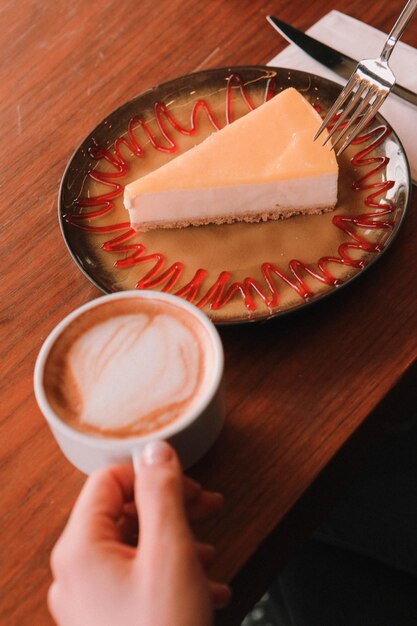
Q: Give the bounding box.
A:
[63,464,135,544]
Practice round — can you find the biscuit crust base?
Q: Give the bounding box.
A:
[136,205,336,232]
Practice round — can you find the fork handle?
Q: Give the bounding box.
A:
[381,0,417,62]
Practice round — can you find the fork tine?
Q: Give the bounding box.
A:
[313,73,359,141]
[322,81,368,146]
[313,0,413,153]
[331,86,377,149]
[336,91,387,155]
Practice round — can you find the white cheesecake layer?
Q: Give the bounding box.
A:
[127,174,338,230]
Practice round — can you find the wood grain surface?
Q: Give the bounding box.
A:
[1,1,417,624]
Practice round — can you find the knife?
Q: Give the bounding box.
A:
[267,16,417,106]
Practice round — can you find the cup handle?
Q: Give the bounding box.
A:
[132,447,143,474]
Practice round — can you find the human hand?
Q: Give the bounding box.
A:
[48,441,231,626]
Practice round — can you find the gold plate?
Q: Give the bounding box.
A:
[59,66,410,324]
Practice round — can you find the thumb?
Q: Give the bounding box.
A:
[135,440,193,551]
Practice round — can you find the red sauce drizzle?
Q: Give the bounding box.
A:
[66,74,397,314]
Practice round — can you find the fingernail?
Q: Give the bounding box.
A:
[142,440,173,466]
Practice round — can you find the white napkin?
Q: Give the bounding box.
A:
[268,10,417,183]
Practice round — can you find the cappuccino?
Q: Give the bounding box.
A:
[42,297,213,438]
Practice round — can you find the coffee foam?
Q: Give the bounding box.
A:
[43,299,211,438]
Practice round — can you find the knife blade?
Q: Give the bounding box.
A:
[267,16,417,106]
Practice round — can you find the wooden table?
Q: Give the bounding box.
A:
[2,1,417,624]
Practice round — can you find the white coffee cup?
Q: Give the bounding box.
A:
[34,291,225,474]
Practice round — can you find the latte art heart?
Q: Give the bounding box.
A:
[70,313,202,432]
[43,298,211,438]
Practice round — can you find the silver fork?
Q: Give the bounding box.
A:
[315,0,417,155]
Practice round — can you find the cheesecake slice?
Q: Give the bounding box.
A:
[124,87,338,231]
